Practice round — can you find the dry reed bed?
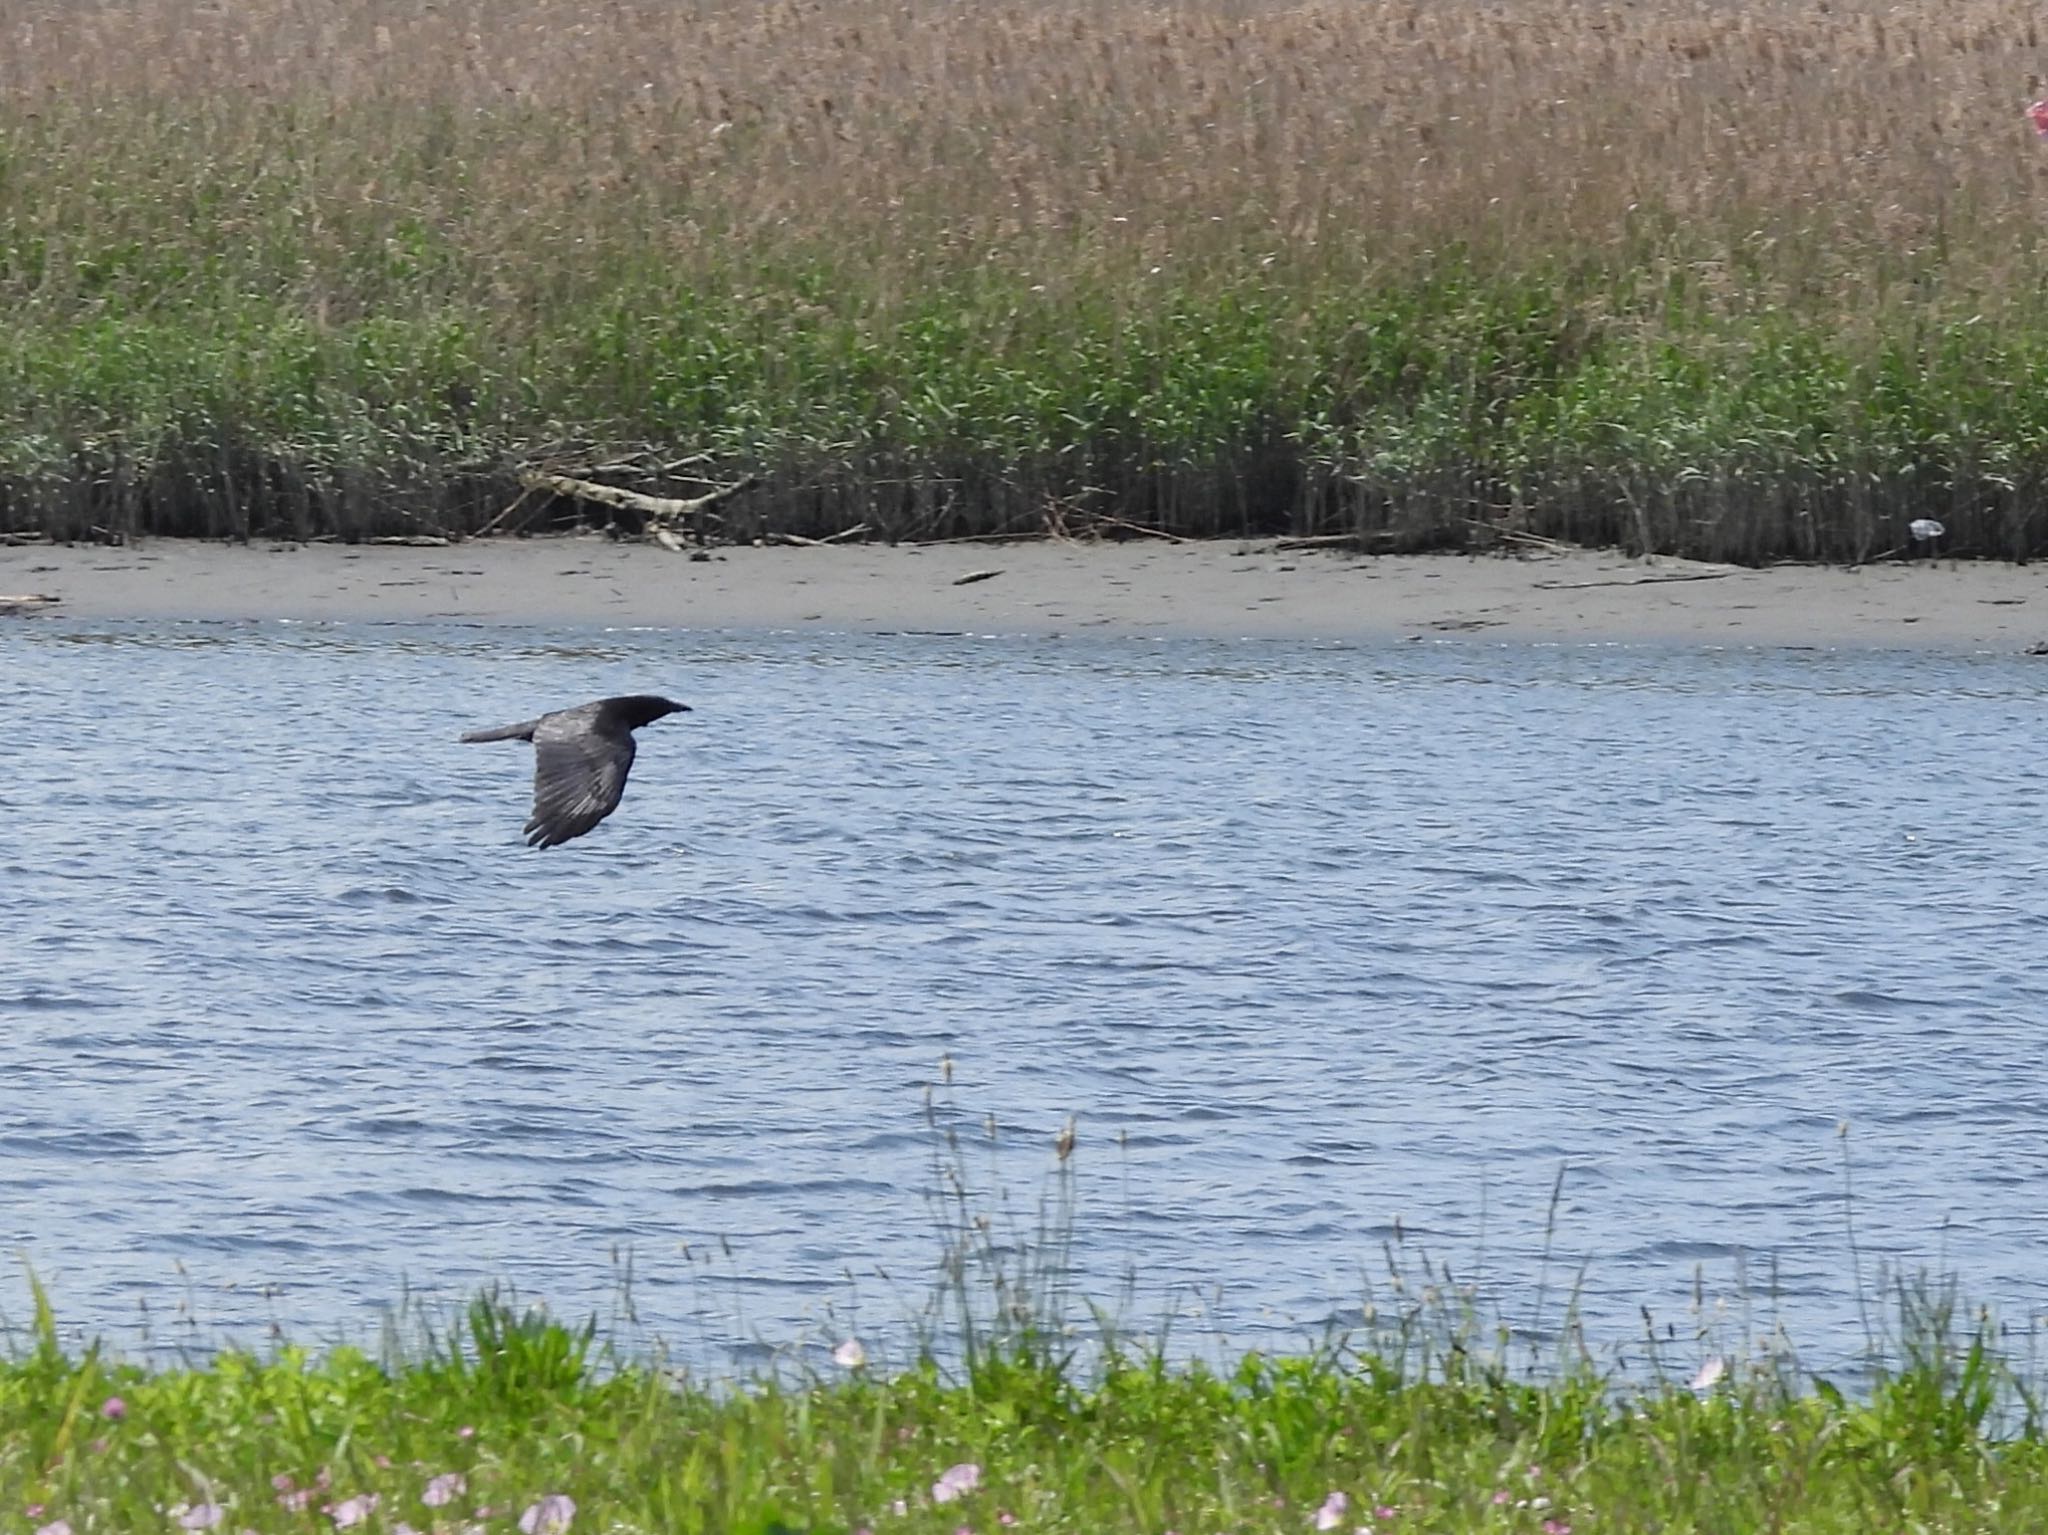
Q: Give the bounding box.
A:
[2,0,2047,555]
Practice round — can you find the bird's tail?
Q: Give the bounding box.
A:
[459,719,538,743]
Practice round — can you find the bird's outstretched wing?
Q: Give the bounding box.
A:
[460,718,539,744]
[524,726,637,848]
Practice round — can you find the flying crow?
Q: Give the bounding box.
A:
[461,694,690,848]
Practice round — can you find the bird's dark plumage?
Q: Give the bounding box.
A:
[461,694,690,848]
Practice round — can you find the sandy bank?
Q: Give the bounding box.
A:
[4,535,2046,649]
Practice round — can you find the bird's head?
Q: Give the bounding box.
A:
[614,695,692,729]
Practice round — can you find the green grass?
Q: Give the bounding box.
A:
[12,256,2048,562]
[3,1268,2043,1535]
[4,1114,2045,1535]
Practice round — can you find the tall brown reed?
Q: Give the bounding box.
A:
[1,0,2046,552]
[5,0,2039,285]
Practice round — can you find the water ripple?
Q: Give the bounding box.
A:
[2,618,2046,1366]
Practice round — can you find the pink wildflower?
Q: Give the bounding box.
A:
[329,1494,379,1528]
[1493,1490,1512,1506]
[100,1397,127,1421]
[932,1464,982,1505]
[175,1505,224,1531]
[423,1473,466,1507]
[1542,1523,1572,1535]
[519,1494,577,1534]
[1313,1491,1349,1530]
[35,1521,72,1535]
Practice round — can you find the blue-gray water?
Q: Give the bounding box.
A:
[4,617,2046,1373]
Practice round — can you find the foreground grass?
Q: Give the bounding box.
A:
[0,1285,2040,1535]
[6,0,2048,557]
[3,1112,2033,1534]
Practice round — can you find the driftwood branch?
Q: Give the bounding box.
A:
[1271,532,1399,552]
[1461,519,1577,553]
[909,531,1055,546]
[760,522,871,547]
[1090,516,1192,544]
[1273,525,1574,555]
[521,470,762,549]
[1531,570,1740,591]
[473,485,537,540]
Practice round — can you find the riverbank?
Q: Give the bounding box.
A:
[6,535,2048,648]
[0,1285,2031,1535]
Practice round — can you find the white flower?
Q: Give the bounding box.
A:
[519,1495,576,1535]
[931,1464,981,1504]
[330,1494,379,1529]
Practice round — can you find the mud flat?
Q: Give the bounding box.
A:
[5,537,2046,649]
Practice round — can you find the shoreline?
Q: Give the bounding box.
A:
[4,535,2047,649]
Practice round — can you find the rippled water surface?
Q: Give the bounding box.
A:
[4,616,2047,1369]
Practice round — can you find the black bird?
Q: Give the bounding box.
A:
[461,694,690,848]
